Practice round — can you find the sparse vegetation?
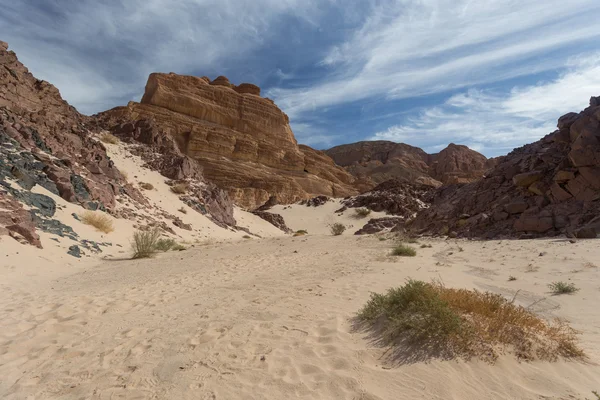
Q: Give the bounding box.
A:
[139,182,154,190]
[131,229,161,259]
[99,132,119,144]
[420,244,433,248]
[406,238,419,244]
[294,230,308,237]
[548,281,579,295]
[391,244,417,257]
[172,244,187,251]
[155,237,177,252]
[356,279,584,362]
[178,207,187,214]
[331,223,346,236]
[508,276,517,281]
[80,211,114,234]
[242,235,252,239]
[458,246,464,252]
[171,183,188,194]
[379,237,387,241]
[354,208,371,218]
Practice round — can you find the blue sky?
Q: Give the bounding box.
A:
[2,0,600,156]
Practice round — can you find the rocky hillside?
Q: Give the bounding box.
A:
[325,141,498,186]
[409,97,600,239]
[95,73,358,209]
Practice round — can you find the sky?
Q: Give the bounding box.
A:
[2,0,600,157]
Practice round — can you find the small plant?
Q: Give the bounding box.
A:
[406,237,419,244]
[171,183,188,194]
[420,244,433,248]
[155,237,177,252]
[458,246,464,252]
[80,211,114,234]
[139,182,154,190]
[172,244,186,251]
[132,229,161,259]
[178,207,187,214]
[331,223,346,236]
[294,230,308,237]
[548,281,579,295]
[508,276,517,281]
[354,208,371,218]
[242,235,252,239]
[391,244,417,257]
[99,132,119,144]
[378,237,387,241]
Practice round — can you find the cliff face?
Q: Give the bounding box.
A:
[409,97,600,239]
[97,73,358,209]
[325,140,496,187]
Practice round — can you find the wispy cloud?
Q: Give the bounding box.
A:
[371,54,600,156]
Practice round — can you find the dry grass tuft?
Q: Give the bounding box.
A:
[354,208,371,218]
[139,182,154,190]
[171,183,188,194]
[331,223,346,236]
[80,211,114,233]
[357,280,584,363]
[391,244,416,257]
[131,229,160,259]
[99,132,119,144]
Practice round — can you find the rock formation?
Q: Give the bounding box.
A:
[409,97,600,239]
[325,141,497,187]
[96,73,358,209]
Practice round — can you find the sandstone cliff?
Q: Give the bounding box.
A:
[97,73,358,209]
[409,96,600,239]
[325,140,496,186]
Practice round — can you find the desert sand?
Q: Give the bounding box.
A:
[1,230,599,399]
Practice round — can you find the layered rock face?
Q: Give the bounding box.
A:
[325,141,496,186]
[409,97,600,239]
[97,73,358,209]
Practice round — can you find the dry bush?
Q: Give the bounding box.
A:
[139,182,154,190]
[155,237,176,252]
[80,211,114,233]
[294,230,308,237]
[331,223,346,236]
[99,132,119,144]
[420,244,433,248]
[406,238,419,244]
[357,280,584,363]
[548,281,578,295]
[391,244,416,257]
[131,229,160,259]
[171,183,188,194]
[172,244,186,251]
[242,235,252,239]
[354,208,371,218]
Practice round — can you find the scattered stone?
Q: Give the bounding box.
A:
[67,245,82,258]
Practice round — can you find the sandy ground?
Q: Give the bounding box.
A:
[2,233,599,399]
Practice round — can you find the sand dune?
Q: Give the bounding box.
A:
[1,234,599,399]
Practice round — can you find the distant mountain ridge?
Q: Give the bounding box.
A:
[325,140,499,188]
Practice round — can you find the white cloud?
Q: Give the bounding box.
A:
[269,0,600,119]
[371,55,600,156]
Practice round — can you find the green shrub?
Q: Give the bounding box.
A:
[354,208,371,218]
[391,244,416,257]
[548,281,579,295]
[294,229,308,237]
[155,238,176,252]
[331,223,346,236]
[132,229,161,259]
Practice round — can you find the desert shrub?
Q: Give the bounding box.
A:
[139,182,154,190]
[378,237,387,241]
[357,280,584,362]
[406,237,419,244]
[171,183,188,194]
[331,223,346,236]
[508,276,517,281]
[178,207,187,214]
[391,244,416,257]
[99,132,119,144]
[294,230,308,237]
[172,244,187,251]
[242,235,252,239]
[420,244,433,248]
[354,208,371,218]
[548,281,579,295]
[131,229,161,259]
[155,237,176,252]
[80,211,114,233]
